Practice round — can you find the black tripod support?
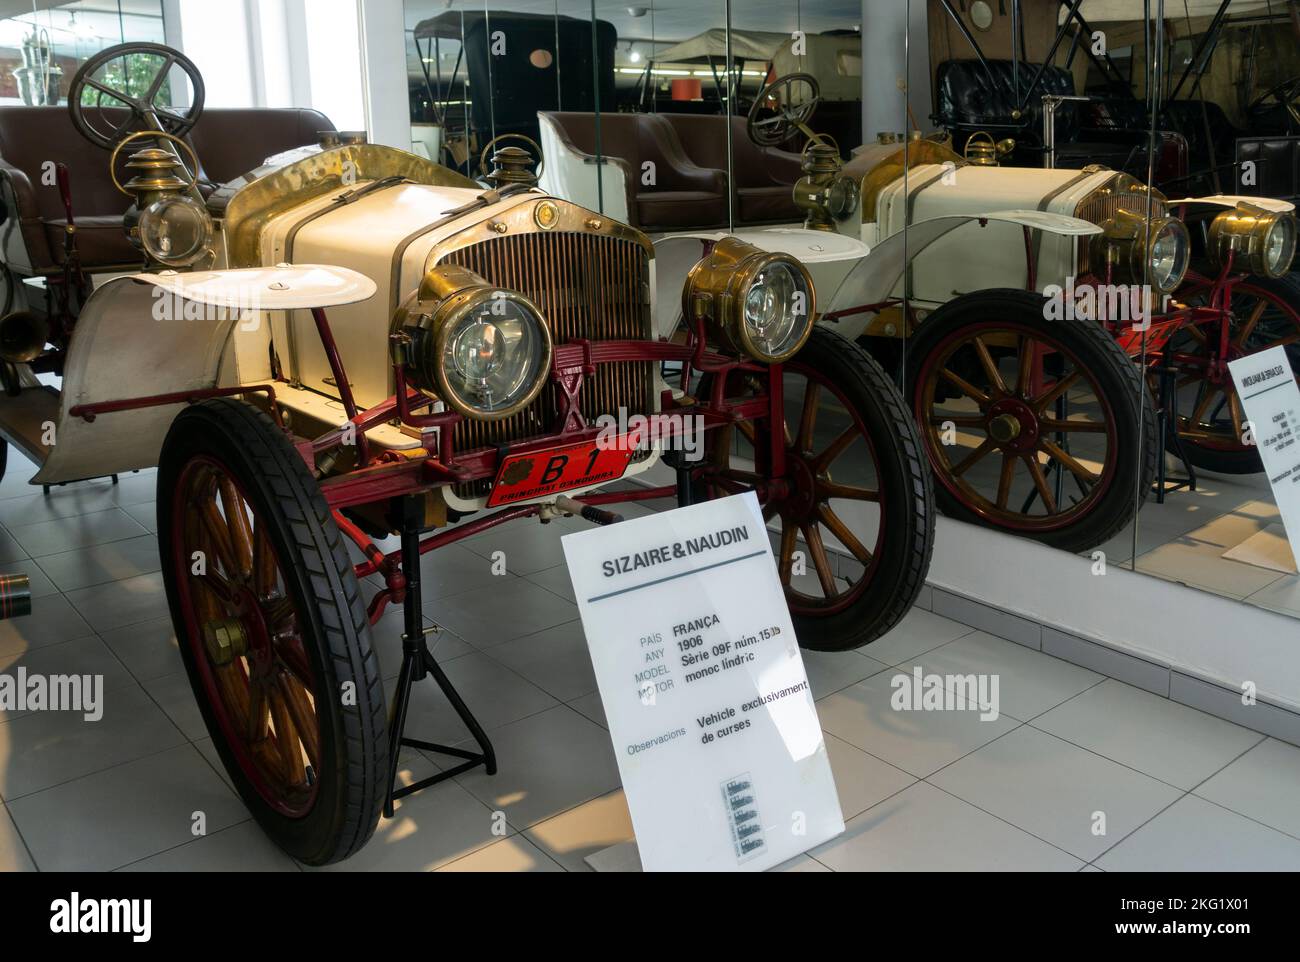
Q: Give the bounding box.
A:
[1152,351,1198,503]
[382,496,496,818]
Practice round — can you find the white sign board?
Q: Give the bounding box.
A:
[1229,346,1300,566]
[561,492,844,872]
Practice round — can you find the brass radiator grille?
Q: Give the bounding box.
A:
[436,230,654,497]
[1075,190,1170,277]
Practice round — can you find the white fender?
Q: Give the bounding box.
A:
[33,265,374,485]
[1165,195,1296,214]
[823,210,1101,340]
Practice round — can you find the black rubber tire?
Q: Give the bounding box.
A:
[905,288,1157,553]
[157,398,387,866]
[697,328,935,652]
[1168,274,1300,475]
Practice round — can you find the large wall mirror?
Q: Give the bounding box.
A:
[394,0,1300,627]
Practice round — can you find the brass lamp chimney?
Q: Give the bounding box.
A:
[121,146,192,251]
[487,145,538,189]
[794,141,843,232]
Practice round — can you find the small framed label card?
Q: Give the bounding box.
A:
[1229,347,1300,566]
[562,492,844,871]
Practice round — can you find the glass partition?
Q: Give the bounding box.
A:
[1,0,166,108]
[394,0,1300,620]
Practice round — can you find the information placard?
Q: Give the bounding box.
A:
[1229,347,1300,566]
[561,492,844,871]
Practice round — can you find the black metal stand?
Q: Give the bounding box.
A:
[1152,353,1197,503]
[383,496,495,818]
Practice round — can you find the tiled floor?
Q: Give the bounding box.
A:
[0,450,1297,872]
[1094,464,1300,617]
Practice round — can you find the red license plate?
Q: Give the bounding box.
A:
[486,434,640,507]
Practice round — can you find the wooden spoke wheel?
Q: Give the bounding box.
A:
[907,289,1156,553]
[1163,274,1300,475]
[158,399,386,865]
[694,328,934,651]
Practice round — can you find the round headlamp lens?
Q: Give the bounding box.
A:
[1149,220,1188,292]
[138,195,212,266]
[1264,216,1297,277]
[743,261,810,359]
[441,295,548,415]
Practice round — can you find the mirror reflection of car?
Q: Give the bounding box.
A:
[811,127,1298,551]
[0,43,936,867]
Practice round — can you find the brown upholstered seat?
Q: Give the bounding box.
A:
[658,114,804,225]
[0,106,334,276]
[539,111,728,230]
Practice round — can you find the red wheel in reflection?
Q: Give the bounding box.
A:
[907,289,1156,553]
[158,399,387,865]
[1165,275,1300,474]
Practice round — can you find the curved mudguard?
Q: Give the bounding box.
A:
[33,265,375,485]
[821,210,1101,340]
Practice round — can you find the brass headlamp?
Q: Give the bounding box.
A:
[1207,204,1298,279]
[392,264,552,420]
[683,236,816,363]
[1089,207,1190,294]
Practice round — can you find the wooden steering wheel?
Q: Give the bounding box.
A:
[1248,76,1300,130]
[68,42,205,150]
[747,73,821,147]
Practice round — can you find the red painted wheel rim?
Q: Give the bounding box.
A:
[171,456,322,818]
[699,361,885,617]
[1167,282,1300,453]
[915,320,1121,533]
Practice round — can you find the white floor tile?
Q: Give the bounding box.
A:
[396,650,558,747]
[65,571,170,634]
[426,580,578,648]
[35,534,161,593]
[0,683,186,799]
[485,620,597,702]
[524,790,635,871]
[930,726,1183,862]
[0,802,34,871]
[455,704,622,830]
[812,781,1082,872]
[315,757,503,872]
[861,607,974,666]
[1033,679,1264,789]
[1195,738,1300,839]
[1097,794,1300,871]
[7,744,247,871]
[912,631,1103,721]
[437,834,564,872]
[8,507,148,558]
[824,732,916,820]
[0,635,135,721]
[816,671,1019,777]
[0,593,95,657]
[117,820,300,872]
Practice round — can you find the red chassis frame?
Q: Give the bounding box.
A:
[67,308,789,626]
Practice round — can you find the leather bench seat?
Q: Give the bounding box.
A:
[0,106,333,276]
[540,110,728,231]
[658,114,803,225]
[636,189,728,230]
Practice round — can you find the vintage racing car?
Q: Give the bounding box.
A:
[0,44,934,864]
